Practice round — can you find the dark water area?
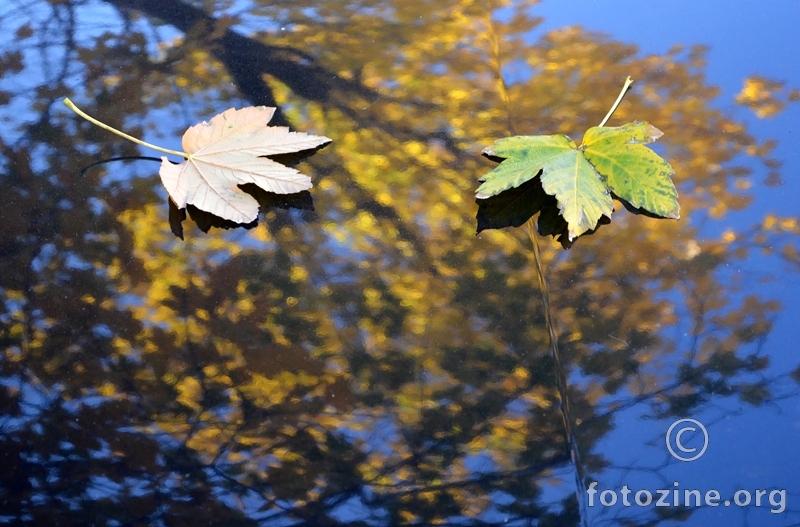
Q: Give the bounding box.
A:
[1,1,799,526]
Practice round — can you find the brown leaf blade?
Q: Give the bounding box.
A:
[159,106,331,224]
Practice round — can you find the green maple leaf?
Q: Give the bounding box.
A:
[476,121,679,241]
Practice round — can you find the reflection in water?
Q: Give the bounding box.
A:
[1,1,799,525]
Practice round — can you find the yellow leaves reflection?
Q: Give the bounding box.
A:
[13,0,796,522]
[175,376,203,411]
[764,214,800,234]
[736,75,800,118]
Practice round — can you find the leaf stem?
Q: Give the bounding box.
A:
[63,98,189,158]
[598,76,634,127]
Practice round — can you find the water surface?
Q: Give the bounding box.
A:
[1,1,799,525]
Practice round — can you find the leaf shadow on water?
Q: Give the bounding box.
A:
[168,188,315,239]
[476,174,611,249]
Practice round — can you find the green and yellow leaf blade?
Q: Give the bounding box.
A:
[476,135,577,199]
[582,121,680,219]
[537,148,614,240]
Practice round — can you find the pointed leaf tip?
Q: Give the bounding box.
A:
[643,122,664,142]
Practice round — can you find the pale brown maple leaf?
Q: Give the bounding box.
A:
[159,106,331,224]
[63,99,331,227]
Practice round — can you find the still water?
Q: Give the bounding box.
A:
[1,1,799,525]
